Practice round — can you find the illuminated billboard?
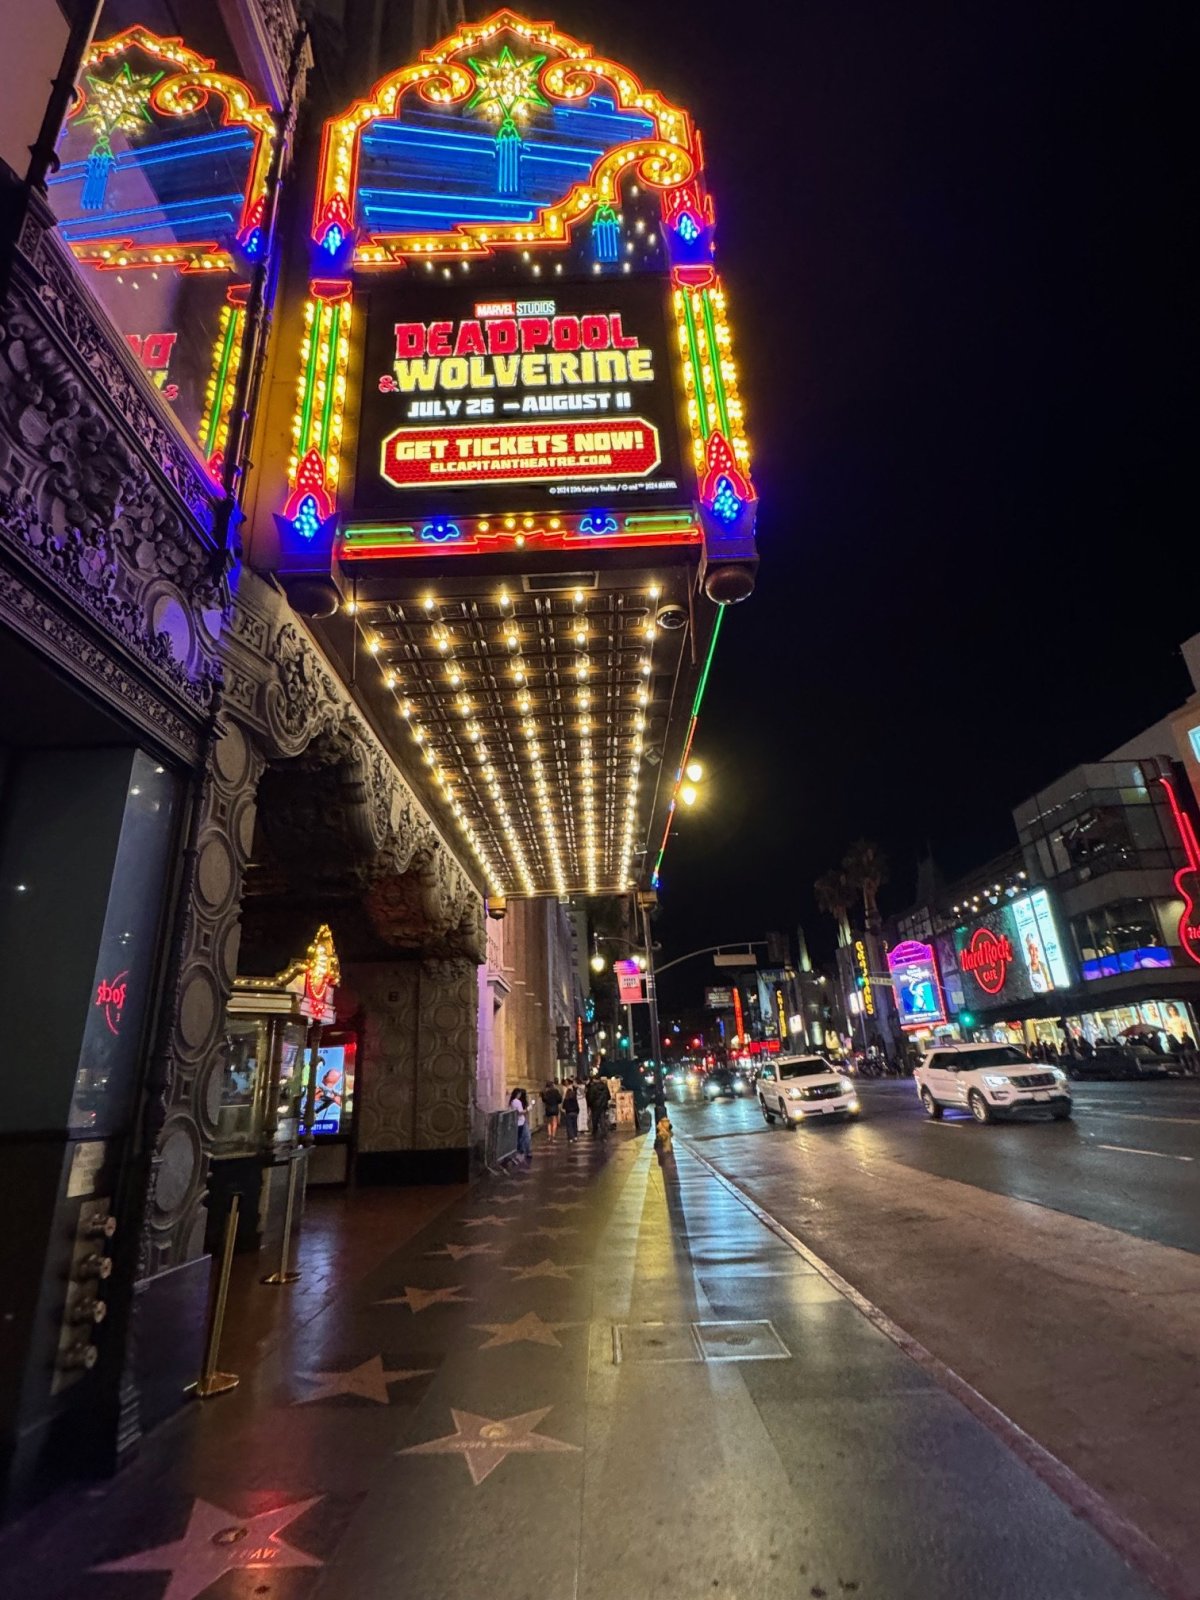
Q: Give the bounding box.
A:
[887,941,946,1031]
[353,278,686,515]
[954,889,1072,1010]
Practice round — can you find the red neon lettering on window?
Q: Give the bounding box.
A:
[1159,776,1200,967]
[960,929,1014,995]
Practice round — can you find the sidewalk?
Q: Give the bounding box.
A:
[0,1128,1160,1600]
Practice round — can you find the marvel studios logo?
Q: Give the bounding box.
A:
[474,300,556,319]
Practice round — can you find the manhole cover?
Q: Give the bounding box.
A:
[693,1321,790,1361]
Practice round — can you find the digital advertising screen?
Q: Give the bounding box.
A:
[299,1045,354,1136]
[954,890,1074,1010]
[352,275,688,518]
[887,941,947,1031]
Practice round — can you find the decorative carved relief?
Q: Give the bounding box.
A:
[0,236,225,714]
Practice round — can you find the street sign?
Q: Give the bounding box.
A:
[614,959,646,1004]
[713,951,757,967]
[704,986,734,1008]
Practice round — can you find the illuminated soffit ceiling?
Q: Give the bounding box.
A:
[348,573,687,897]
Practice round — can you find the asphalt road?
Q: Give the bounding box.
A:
[669,1074,1200,1593]
[671,1076,1200,1254]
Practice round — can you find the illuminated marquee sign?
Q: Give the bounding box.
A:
[854,939,875,1016]
[887,941,946,1030]
[280,8,756,579]
[354,278,683,515]
[959,928,1013,996]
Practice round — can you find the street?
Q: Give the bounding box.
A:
[672,1078,1200,1252]
[669,1077,1200,1594]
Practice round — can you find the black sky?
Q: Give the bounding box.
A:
[554,0,1195,990]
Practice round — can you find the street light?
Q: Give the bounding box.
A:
[590,951,606,973]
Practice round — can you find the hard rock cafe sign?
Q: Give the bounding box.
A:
[959,928,1014,996]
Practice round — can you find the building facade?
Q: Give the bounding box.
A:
[0,2,756,1514]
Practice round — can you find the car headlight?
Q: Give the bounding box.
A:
[1053,1069,1068,1084]
[838,1077,855,1094]
[984,1074,1010,1087]
[785,1087,804,1099]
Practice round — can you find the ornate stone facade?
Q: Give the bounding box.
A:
[143,569,485,1270]
[0,206,225,762]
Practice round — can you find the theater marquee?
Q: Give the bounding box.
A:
[353,279,685,515]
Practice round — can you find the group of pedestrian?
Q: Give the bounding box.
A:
[507,1075,613,1163]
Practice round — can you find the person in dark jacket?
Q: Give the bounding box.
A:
[585,1076,611,1140]
[562,1081,580,1141]
[541,1079,563,1139]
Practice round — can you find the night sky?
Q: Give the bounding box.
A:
[562,0,1194,992]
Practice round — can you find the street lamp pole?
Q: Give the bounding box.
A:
[638,894,667,1117]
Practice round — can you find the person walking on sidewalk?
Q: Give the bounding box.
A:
[585,1075,610,1140]
[541,1078,563,1140]
[562,1080,580,1142]
[509,1085,531,1163]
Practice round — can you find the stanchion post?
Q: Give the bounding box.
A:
[189,1194,240,1399]
[261,1155,301,1285]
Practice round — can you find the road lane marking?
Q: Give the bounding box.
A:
[1079,1112,1200,1127]
[1096,1143,1193,1162]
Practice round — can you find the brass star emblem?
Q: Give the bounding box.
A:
[473,1312,580,1349]
[377,1285,470,1313]
[92,1496,322,1600]
[294,1355,432,1405]
[503,1258,580,1281]
[427,1242,499,1261]
[399,1408,578,1485]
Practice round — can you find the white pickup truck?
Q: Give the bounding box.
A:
[913,1042,1072,1123]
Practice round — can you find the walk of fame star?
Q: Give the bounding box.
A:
[488,1196,524,1205]
[462,1215,512,1228]
[294,1355,432,1405]
[92,1496,322,1600]
[528,1225,579,1238]
[543,1201,584,1212]
[427,1241,499,1260]
[503,1258,580,1281]
[377,1285,469,1312]
[399,1408,578,1484]
[472,1312,579,1349]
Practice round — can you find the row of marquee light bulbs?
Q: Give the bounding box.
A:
[346,586,665,897]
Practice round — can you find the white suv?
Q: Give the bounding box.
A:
[914,1043,1072,1123]
[758,1056,860,1126]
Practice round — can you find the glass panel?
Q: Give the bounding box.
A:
[217,1017,265,1146]
[45,26,273,462]
[273,1020,309,1146]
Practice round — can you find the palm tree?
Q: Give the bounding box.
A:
[843,839,889,933]
[813,870,854,948]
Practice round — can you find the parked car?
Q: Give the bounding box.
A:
[914,1043,1072,1123]
[1067,1043,1173,1081]
[757,1055,860,1126]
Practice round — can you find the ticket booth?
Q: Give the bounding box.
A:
[208,926,352,1252]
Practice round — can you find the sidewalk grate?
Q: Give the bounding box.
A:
[694,1320,791,1361]
[613,1320,791,1364]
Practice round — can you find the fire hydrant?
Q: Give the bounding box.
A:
[656,1113,673,1152]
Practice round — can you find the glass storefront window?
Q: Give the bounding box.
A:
[1072,899,1173,981]
[45,26,275,466]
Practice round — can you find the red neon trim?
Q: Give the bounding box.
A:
[1159,776,1200,967]
[311,278,354,301]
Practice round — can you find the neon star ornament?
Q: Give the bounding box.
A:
[467,44,549,194]
[78,61,164,209]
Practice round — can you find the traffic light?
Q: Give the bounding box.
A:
[960,1012,975,1029]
